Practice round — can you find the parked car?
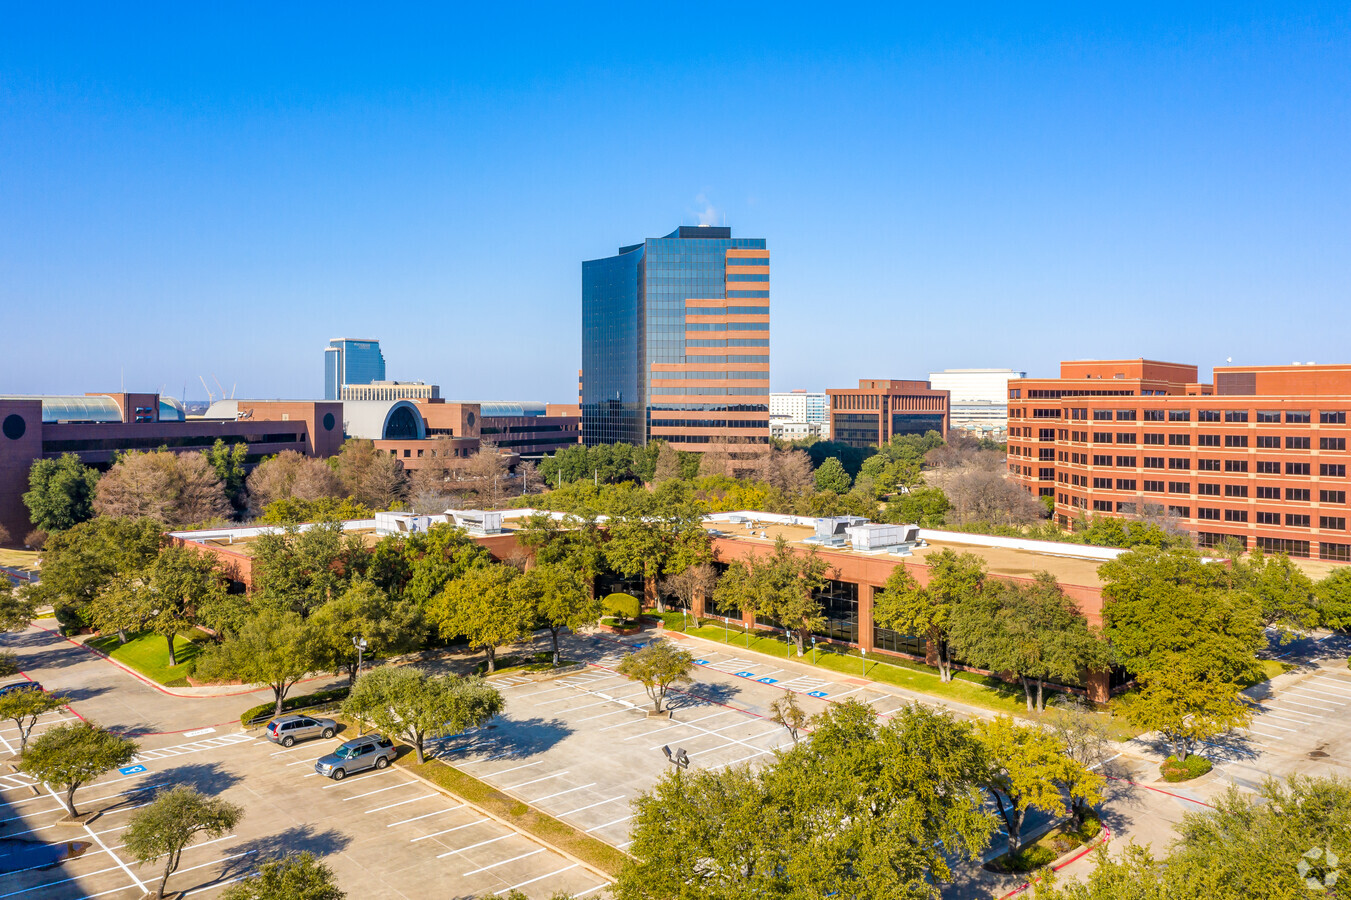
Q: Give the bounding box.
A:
[314,735,397,780]
[0,681,42,698]
[264,714,337,747]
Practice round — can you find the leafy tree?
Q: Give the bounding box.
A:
[975,715,1103,855]
[19,721,138,816]
[513,563,599,665]
[616,639,695,713]
[651,442,682,483]
[0,579,37,633]
[23,454,99,532]
[89,578,146,644]
[401,523,492,607]
[604,507,712,609]
[1033,775,1351,900]
[0,688,66,754]
[429,563,530,672]
[259,496,373,526]
[1045,695,1114,827]
[659,563,717,624]
[1232,549,1319,634]
[1117,662,1252,761]
[769,691,808,744]
[615,701,995,900]
[194,609,316,717]
[515,513,605,599]
[205,439,248,513]
[950,573,1109,711]
[884,485,951,526]
[1314,566,1351,632]
[143,545,225,667]
[343,666,503,763]
[93,449,230,527]
[813,456,852,493]
[245,450,344,514]
[872,549,986,682]
[122,785,242,899]
[333,439,409,509]
[251,522,363,616]
[310,579,426,685]
[715,538,828,656]
[29,517,164,630]
[219,852,345,900]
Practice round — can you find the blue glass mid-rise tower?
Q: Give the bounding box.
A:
[324,338,386,401]
[582,225,770,450]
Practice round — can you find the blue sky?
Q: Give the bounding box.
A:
[2,5,1348,402]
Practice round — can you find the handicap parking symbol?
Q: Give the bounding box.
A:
[118,764,147,776]
[734,671,756,678]
[695,659,709,665]
[807,691,829,698]
[757,677,778,685]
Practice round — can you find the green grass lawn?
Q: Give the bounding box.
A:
[87,629,208,686]
[1241,658,1296,688]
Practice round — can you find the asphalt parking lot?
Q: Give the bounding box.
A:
[0,721,610,900]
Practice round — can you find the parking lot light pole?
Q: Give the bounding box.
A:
[811,635,817,665]
[661,745,690,786]
[353,636,368,678]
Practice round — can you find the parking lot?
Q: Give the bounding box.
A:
[0,717,610,900]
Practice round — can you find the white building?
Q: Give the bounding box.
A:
[770,390,830,440]
[926,369,1025,440]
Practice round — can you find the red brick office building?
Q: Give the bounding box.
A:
[826,380,950,449]
[1008,359,1351,559]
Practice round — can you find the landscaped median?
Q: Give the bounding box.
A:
[397,754,630,878]
[85,628,210,686]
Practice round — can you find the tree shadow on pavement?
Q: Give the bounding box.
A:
[216,824,352,879]
[431,715,573,762]
[671,681,741,708]
[96,762,243,815]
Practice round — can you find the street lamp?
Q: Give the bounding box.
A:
[352,636,368,678]
[861,647,868,678]
[811,635,817,665]
[661,745,690,781]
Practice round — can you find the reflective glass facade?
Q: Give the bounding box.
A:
[324,339,386,401]
[582,226,769,447]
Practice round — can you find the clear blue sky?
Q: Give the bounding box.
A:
[2,5,1348,402]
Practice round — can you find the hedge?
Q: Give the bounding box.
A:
[239,686,350,727]
[602,593,641,621]
[1161,754,1212,782]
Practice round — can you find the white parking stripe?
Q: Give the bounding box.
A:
[435,834,513,858]
[529,783,596,803]
[494,863,579,895]
[364,794,434,814]
[585,814,632,832]
[1250,719,1297,731]
[388,804,463,826]
[411,820,488,842]
[558,796,625,816]
[1259,712,1315,726]
[341,781,417,801]
[1290,685,1351,700]
[463,848,543,875]
[502,771,568,790]
[1286,691,1346,705]
[320,770,394,789]
[465,760,542,777]
[1275,700,1329,714]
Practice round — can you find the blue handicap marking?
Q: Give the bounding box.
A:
[734,671,756,678]
[757,677,779,685]
[808,691,829,699]
[694,659,709,666]
[119,765,147,776]
[631,642,648,650]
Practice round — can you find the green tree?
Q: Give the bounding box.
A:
[975,715,1103,855]
[885,486,951,526]
[768,691,808,744]
[1232,549,1319,634]
[813,456,852,493]
[205,439,249,513]
[428,564,530,672]
[603,507,712,610]
[194,609,316,717]
[714,538,829,656]
[220,853,345,900]
[1314,566,1351,632]
[616,639,695,713]
[1046,695,1115,827]
[29,517,164,631]
[0,688,66,754]
[22,454,99,533]
[310,579,425,685]
[122,785,243,899]
[251,522,363,617]
[19,721,138,816]
[343,665,503,763]
[0,579,37,633]
[872,549,986,682]
[1117,662,1252,761]
[514,562,598,666]
[950,573,1109,711]
[88,578,146,645]
[143,545,225,667]
[401,523,492,607]
[515,513,605,599]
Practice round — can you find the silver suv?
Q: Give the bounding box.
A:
[315,735,396,780]
[265,714,337,747]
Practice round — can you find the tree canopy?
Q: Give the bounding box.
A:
[343,665,503,763]
[23,453,99,533]
[428,563,531,672]
[873,549,985,682]
[194,609,316,716]
[20,721,138,816]
[219,852,346,900]
[122,785,243,899]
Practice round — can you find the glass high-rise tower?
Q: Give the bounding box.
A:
[582,225,770,451]
[324,338,386,401]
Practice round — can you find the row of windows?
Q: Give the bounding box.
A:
[685,322,771,331]
[726,291,770,298]
[686,339,770,348]
[1063,455,1344,477]
[1080,432,1345,449]
[685,306,769,316]
[659,433,771,443]
[725,255,769,266]
[649,419,770,428]
[650,387,768,396]
[675,355,768,364]
[725,273,770,281]
[649,403,769,412]
[1072,409,1347,424]
[650,371,768,380]
[43,433,302,452]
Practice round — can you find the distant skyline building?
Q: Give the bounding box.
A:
[340,381,440,402]
[770,390,829,440]
[324,338,386,401]
[581,225,770,452]
[927,368,1025,440]
[826,379,950,449]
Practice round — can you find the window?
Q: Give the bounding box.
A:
[1198,410,1221,422]
[1257,460,1281,474]
[1116,455,1137,467]
[1257,410,1281,423]
[1322,464,1346,477]
[1225,435,1248,447]
[1116,479,1137,491]
[1287,488,1311,501]
[1287,462,1311,475]
[1198,459,1221,471]
[1225,410,1249,423]
[1225,509,1248,522]
[1069,407,1086,419]
[1144,480,1165,492]
[1144,433,1165,445]
[1197,434,1221,447]
[1320,411,1346,424]
[1257,537,1310,557]
[1224,459,1248,472]
[1257,486,1280,500]
[1093,454,1112,466]
[1169,458,1191,470]
[1092,500,1112,512]
[1169,410,1191,422]
[1168,481,1190,494]
[1225,484,1248,497]
[1322,437,1346,451]
[1321,516,1347,530]
[1116,410,1137,421]
[1093,410,1113,421]
[1117,502,1138,513]
[1092,432,1114,443]
[1257,435,1281,449]
[1257,512,1280,525]
[1039,467,1054,481]
[1287,514,1311,528]
[1093,477,1113,489]
[1321,542,1351,561]
[1197,508,1220,520]
[1321,490,1346,504]
[1116,433,1137,444]
[1168,506,1190,518]
[1144,456,1165,468]
[1197,483,1220,496]
[1287,410,1311,424]
[1143,409,1166,421]
[1169,434,1190,446]
[1286,436,1311,450]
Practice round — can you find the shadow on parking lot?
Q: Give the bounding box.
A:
[433,716,573,761]
[0,629,90,672]
[217,824,352,879]
[669,681,741,709]
[95,762,243,814]
[53,684,110,704]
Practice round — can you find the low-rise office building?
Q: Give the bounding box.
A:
[1009,359,1351,559]
[826,379,949,448]
[770,390,830,440]
[928,368,1025,441]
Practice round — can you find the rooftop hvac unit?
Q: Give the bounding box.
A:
[845,524,904,551]
[449,510,504,535]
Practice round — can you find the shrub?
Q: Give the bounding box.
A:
[602,593,641,621]
[23,530,46,550]
[239,686,349,727]
[1161,754,1212,782]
